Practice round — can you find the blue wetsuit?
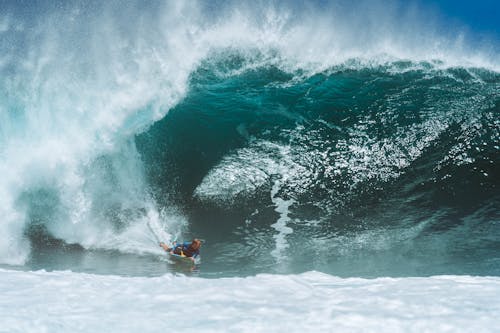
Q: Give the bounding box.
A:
[172,242,200,258]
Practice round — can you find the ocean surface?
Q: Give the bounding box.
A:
[0,0,499,331]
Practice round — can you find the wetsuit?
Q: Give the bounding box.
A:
[172,242,200,258]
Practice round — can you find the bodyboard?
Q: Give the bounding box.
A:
[168,252,195,265]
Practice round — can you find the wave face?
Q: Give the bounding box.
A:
[0,1,499,277]
[138,57,499,277]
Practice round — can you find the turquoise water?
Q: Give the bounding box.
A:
[0,0,499,278]
[12,60,497,278]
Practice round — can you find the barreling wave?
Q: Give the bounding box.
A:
[0,0,498,276]
[137,57,499,276]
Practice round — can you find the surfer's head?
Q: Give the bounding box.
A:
[191,239,202,250]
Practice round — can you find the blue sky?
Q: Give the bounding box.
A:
[5,0,500,43]
[421,0,499,39]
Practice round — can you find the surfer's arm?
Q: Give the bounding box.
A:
[159,242,171,252]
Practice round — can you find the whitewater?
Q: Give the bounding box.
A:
[1,0,499,331]
[1,269,499,332]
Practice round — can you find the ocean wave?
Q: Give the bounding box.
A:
[0,0,498,270]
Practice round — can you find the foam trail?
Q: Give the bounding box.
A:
[145,208,173,246]
[270,180,294,261]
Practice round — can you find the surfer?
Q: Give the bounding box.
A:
[160,239,202,261]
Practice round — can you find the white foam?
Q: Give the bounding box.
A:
[0,2,203,263]
[194,116,445,208]
[270,179,294,261]
[0,268,499,332]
